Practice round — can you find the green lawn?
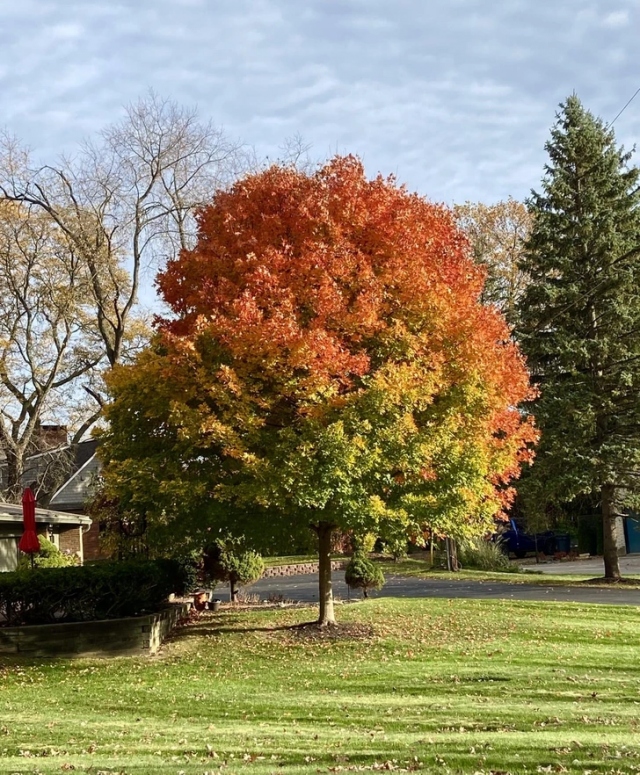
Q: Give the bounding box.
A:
[2,598,640,774]
[377,556,640,587]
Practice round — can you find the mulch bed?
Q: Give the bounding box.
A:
[287,621,375,641]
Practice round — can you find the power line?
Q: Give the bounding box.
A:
[609,87,640,127]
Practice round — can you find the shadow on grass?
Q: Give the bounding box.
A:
[166,613,374,644]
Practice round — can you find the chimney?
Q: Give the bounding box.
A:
[33,424,68,451]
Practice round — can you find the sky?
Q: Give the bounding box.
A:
[1,0,638,207]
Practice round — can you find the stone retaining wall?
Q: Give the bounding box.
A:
[0,603,188,658]
[263,560,346,578]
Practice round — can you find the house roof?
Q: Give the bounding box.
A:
[0,445,72,492]
[0,439,101,512]
[49,453,100,510]
[0,502,92,527]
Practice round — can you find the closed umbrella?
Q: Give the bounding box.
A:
[18,487,40,558]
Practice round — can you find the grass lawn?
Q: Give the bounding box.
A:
[2,598,640,775]
[376,557,640,588]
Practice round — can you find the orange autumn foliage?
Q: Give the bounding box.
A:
[102,155,536,573]
[156,156,535,522]
[161,157,482,389]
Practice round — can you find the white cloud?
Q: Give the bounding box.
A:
[49,22,85,40]
[0,0,638,205]
[602,9,629,28]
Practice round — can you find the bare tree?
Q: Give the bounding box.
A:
[0,201,103,497]
[0,91,244,367]
[277,133,315,172]
[0,93,245,500]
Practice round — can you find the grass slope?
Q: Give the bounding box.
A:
[2,598,640,774]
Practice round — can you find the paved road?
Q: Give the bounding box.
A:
[249,572,640,607]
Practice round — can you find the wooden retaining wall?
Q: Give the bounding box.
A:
[0,603,188,658]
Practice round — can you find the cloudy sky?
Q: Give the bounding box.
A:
[1,0,638,206]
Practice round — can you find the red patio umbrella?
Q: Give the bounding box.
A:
[18,486,40,556]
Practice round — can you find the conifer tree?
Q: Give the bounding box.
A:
[518,95,640,580]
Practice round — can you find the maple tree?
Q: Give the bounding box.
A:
[101,156,536,625]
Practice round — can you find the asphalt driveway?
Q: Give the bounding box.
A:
[248,570,640,607]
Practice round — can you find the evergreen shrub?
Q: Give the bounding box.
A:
[345,553,385,598]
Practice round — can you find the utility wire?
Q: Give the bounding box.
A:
[609,87,640,127]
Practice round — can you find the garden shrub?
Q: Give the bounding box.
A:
[352,532,377,554]
[457,537,515,572]
[17,535,79,569]
[0,559,182,627]
[345,553,385,598]
[203,539,264,602]
[156,554,200,596]
[374,536,408,561]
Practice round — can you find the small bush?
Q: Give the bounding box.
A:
[0,559,184,627]
[374,536,408,561]
[156,554,200,596]
[457,538,515,572]
[17,536,79,570]
[203,539,264,602]
[345,554,385,598]
[352,532,377,554]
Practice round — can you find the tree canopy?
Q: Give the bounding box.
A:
[517,95,640,580]
[454,198,531,326]
[101,156,535,623]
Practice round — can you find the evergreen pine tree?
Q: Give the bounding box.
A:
[518,95,640,580]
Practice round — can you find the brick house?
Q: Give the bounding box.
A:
[0,502,91,572]
[0,437,102,566]
[48,440,102,560]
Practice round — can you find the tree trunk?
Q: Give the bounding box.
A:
[446,537,459,572]
[317,521,336,626]
[601,483,621,580]
[230,578,238,604]
[4,449,24,502]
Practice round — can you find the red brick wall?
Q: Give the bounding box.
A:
[58,527,81,556]
[82,521,107,561]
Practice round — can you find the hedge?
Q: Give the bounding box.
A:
[0,558,190,627]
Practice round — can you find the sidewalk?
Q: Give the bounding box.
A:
[520,553,640,575]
